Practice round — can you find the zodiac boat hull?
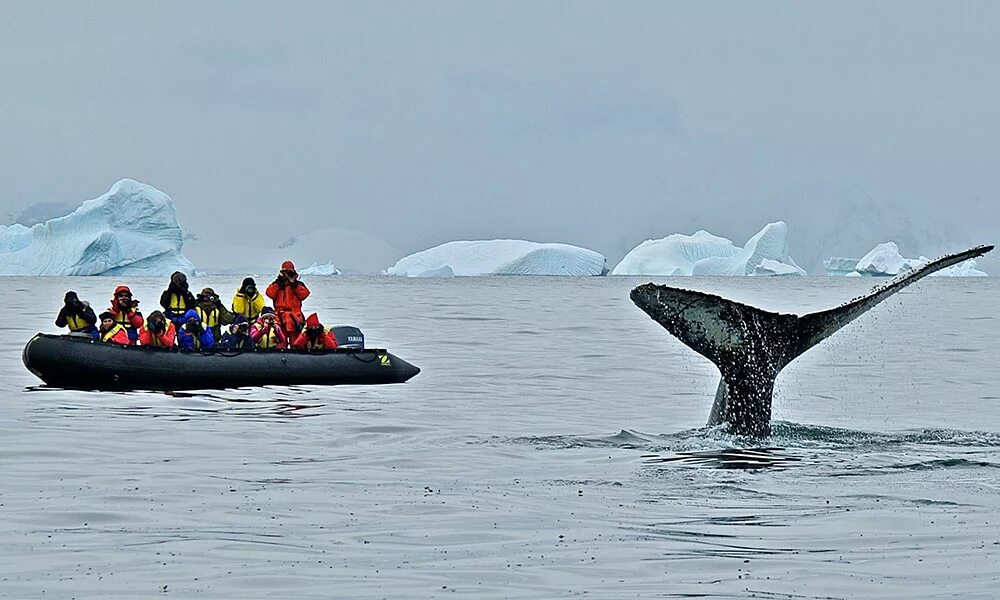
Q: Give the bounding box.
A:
[22,333,420,391]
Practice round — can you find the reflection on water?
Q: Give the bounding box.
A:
[1,276,999,598]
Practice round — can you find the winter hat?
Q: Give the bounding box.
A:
[241,277,256,291]
[199,287,217,298]
[305,313,321,328]
[233,315,249,325]
[261,307,275,315]
[114,285,132,296]
[64,291,79,304]
[280,260,296,271]
[99,311,114,321]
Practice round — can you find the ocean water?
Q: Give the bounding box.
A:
[1,275,998,599]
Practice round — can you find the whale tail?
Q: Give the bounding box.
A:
[630,244,993,436]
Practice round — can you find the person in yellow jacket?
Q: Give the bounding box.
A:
[194,287,234,340]
[232,277,266,322]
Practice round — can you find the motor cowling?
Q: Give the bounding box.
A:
[330,326,364,349]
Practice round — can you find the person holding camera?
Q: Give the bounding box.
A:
[195,287,234,339]
[220,316,254,351]
[250,307,287,350]
[139,310,177,348]
[159,271,197,326]
[177,309,214,350]
[56,291,98,339]
[232,277,265,322]
[108,285,144,345]
[291,313,339,351]
[265,260,310,348]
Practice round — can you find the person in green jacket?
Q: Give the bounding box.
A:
[231,277,266,322]
[194,287,234,339]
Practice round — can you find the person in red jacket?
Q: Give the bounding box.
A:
[139,310,177,348]
[98,312,131,345]
[291,313,339,350]
[108,285,144,345]
[266,260,310,347]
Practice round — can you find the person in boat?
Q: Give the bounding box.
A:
[195,287,234,339]
[139,310,177,348]
[220,316,254,351]
[177,309,214,350]
[232,277,265,322]
[291,313,339,351]
[266,260,310,348]
[250,307,286,350]
[56,291,98,339]
[108,285,144,345]
[98,311,131,345]
[159,271,197,326]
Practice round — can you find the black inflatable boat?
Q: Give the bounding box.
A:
[22,333,420,391]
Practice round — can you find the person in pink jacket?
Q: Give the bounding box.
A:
[250,307,286,350]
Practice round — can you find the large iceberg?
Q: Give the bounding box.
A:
[386,240,607,277]
[0,179,195,276]
[612,222,805,276]
[830,242,988,277]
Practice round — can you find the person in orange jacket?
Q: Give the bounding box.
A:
[266,260,310,347]
[108,285,144,345]
[139,310,177,348]
[291,313,339,351]
[98,312,131,345]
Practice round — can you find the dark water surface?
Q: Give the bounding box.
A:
[1,276,998,599]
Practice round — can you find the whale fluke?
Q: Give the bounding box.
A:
[630,244,994,437]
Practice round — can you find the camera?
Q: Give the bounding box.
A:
[151,320,166,334]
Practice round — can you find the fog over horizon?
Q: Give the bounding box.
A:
[1,2,997,273]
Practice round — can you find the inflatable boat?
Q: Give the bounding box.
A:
[22,333,420,391]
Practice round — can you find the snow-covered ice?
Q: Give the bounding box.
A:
[386,240,607,277]
[0,179,195,276]
[299,261,342,276]
[612,222,805,276]
[831,241,987,277]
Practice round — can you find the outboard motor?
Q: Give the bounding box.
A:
[330,325,364,349]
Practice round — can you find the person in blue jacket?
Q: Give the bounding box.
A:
[219,316,254,351]
[177,309,214,350]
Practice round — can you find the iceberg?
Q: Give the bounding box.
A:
[298,261,342,276]
[612,221,805,276]
[823,257,861,276]
[832,242,988,277]
[386,240,607,277]
[0,179,195,276]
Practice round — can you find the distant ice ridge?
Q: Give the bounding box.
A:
[612,222,805,276]
[299,261,342,276]
[387,240,608,277]
[0,179,195,276]
[826,242,988,277]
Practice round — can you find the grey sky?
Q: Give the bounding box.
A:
[1,2,997,272]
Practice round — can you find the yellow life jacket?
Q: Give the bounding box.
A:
[232,292,264,319]
[256,328,279,349]
[65,313,91,332]
[101,324,125,343]
[196,305,220,329]
[167,293,189,312]
[113,310,136,331]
